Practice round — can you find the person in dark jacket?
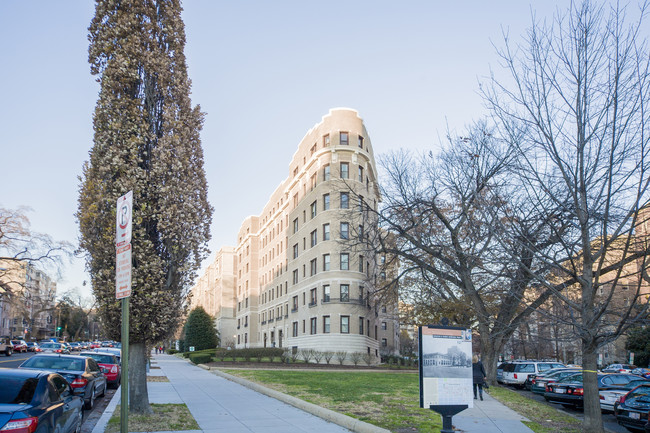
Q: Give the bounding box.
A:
[472,354,486,400]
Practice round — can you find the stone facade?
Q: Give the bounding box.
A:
[191,108,399,361]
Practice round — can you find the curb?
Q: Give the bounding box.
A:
[205,366,391,433]
[91,386,121,433]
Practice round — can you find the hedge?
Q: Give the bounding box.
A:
[189,352,213,365]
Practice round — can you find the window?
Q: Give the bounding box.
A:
[341,316,350,333]
[292,296,298,311]
[358,166,364,182]
[340,192,349,209]
[382,338,387,348]
[340,284,349,302]
[323,164,330,181]
[310,201,317,218]
[358,224,364,240]
[310,258,317,276]
[310,288,317,306]
[323,284,330,302]
[323,194,330,210]
[293,269,299,284]
[323,254,330,271]
[340,222,349,239]
[323,134,330,147]
[292,321,298,337]
[358,135,364,148]
[340,253,349,270]
[359,255,364,272]
[310,230,317,247]
[293,244,299,259]
[310,317,317,334]
[381,322,387,330]
[358,196,364,212]
[340,132,349,145]
[359,317,364,335]
[323,316,330,333]
[323,223,330,240]
[340,162,349,179]
[293,218,299,234]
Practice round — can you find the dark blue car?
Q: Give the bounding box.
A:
[0,368,83,433]
[20,354,107,410]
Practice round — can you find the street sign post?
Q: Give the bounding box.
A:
[115,191,132,433]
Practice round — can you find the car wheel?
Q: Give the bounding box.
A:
[85,387,96,410]
[5,348,11,356]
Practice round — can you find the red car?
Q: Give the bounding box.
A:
[80,351,121,388]
[10,340,28,353]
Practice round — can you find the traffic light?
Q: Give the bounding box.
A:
[57,327,62,331]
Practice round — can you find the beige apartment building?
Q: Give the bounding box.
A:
[191,108,400,361]
[0,260,56,339]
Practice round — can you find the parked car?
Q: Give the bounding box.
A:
[89,341,101,349]
[501,361,566,388]
[631,368,650,379]
[529,368,581,394]
[600,378,650,413]
[19,354,107,410]
[615,382,650,432]
[68,342,81,351]
[88,347,121,362]
[25,341,40,352]
[603,363,637,373]
[39,342,71,354]
[10,340,28,353]
[0,336,12,356]
[0,367,84,433]
[80,351,121,388]
[545,372,644,409]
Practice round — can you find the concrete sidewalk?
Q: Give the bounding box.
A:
[93,353,534,433]
[453,393,535,433]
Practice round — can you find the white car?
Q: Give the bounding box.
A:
[599,378,649,412]
[501,361,566,387]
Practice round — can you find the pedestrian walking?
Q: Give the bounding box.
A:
[155,346,159,354]
[472,354,486,400]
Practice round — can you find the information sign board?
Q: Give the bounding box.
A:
[419,325,474,408]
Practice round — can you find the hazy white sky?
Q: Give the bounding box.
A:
[0,1,583,299]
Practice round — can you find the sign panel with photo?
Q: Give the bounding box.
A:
[419,325,473,409]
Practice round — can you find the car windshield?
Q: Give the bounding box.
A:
[84,354,114,364]
[0,375,38,404]
[559,373,582,383]
[22,357,84,371]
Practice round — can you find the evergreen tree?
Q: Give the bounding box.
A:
[184,306,219,351]
[77,0,212,414]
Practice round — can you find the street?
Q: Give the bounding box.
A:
[0,351,115,430]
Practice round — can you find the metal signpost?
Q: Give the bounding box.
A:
[419,324,473,433]
[116,191,132,433]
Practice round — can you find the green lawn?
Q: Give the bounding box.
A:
[222,370,584,433]
[223,369,442,432]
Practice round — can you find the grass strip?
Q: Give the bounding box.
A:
[147,375,170,382]
[105,403,199,433]
[487,386,582,433]
[223,369,442,432]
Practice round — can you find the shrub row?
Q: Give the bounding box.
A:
[214,347,284,362]
[189,352,213,365]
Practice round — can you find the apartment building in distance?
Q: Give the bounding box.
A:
[0,260,57,340]
[191,108,400,361]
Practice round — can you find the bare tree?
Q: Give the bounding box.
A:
[367,123,565,384]
[483,1,650,430]
[0,207,71,338]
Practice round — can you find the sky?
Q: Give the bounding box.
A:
[0,0,585,300]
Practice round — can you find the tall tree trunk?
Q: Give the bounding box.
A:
[129,342,152,414]
[582,345,603,432]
